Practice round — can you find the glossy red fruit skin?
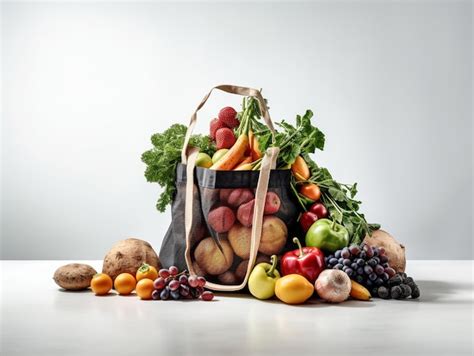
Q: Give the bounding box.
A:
[309,203,328,219]
[299,211,319,232]
[281,245,325,284]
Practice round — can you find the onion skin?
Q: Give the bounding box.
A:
[315,270,351,303]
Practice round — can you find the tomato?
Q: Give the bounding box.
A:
[91,273,113,295]
[136,278,154,300]
[114,273,136,295]
[136,263,158,282]
[299,183,321,201]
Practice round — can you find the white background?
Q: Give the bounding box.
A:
[1,1,472,259]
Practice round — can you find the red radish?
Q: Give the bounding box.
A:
[208,206,235,233]
[264,192,281,214]
[215,127,236,149]
[210,118,227,140]
[227,188,254,208]
[218,107,239,128]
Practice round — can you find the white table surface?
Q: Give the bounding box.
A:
[1,260,473,356]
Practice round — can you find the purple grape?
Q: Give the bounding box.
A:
[178,275,188,286]
[368,259,377,267]
[335,264,344,270]
[364,265,373,275]
[329,258,338,265]
[152,289,161,300]
[170,290,181,300]
[343,259,352,266]
[159,269,170,279]
[369,273,378,281]
[335,250,342,258]
[345,268,353,277]
[357,267,364,275]
[180,285,190,297]
[364,245,374,258]
[188,275,199,288]
[169,266,179,276]
[379,255,388,263]
[153,277,166,290]
[351,263,358,270]
[357,259,365,266]
[381,272,390,281]
[169,280,180,291]
[338,258,344,264]
[341,248,350,259]
[349,245,361,256]
[197,276,207,288]
[372,247,379,256]
[201,291,214,301]
[374,265,385,275]
[160,287,170,300]
[385,267,396,278]
[375,278,384,286]
[359,251,366,259]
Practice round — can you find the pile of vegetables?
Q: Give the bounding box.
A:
[141,96,379,245]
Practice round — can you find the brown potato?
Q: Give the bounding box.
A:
[53,263,97,290]
[194,237,234,275]
[258,216,287,255]
[218,271,239,285]
[363,229,406,273]
[228,223,252,259]
[102,238,161,281]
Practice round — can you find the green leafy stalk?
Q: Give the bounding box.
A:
[141,124,216,212]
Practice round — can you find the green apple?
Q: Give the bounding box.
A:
[212,149,229,164]
[196,152,213,168]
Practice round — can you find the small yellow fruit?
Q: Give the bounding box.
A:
[196,153,213,168]
[212,149,229,164]
[275,274,314,304]
[91,273,113,296]
[350,280,371,301]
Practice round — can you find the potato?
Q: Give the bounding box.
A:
[53,263,97,290]
[228,223,252,259]
[218,271,239,285]
[102,238,161,280]
[227,188,254,208]
[363,229,406,273]
[194,237,234,275]
[258,216,287,255]
[264,192,281,214]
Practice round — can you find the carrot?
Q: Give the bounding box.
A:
[235,156,252,168]
[299,183,321,201]
[210,134,249,170]
[251,134,262,161]
[291,156,310,181]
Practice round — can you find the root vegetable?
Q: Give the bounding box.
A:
[53,263,97,291]
[227,188,254,208]
[363,229,406,273]
[258,216,287,256]
[218,271,239,285]
[102,238,161,281]
[219,189,233,204]
[228,223,252,259]
[207,206,236,233]
[236,199,255,227]
[194,237,234,275]
[315,269,351,303]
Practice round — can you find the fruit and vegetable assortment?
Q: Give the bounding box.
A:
[54,88,421,307]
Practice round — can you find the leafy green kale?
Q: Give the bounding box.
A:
[141,124,216,212]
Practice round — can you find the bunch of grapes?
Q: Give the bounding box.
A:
[325,243,395,289]
[151,266,214,301]
[377,272,420,300]
[325,244,420,299]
